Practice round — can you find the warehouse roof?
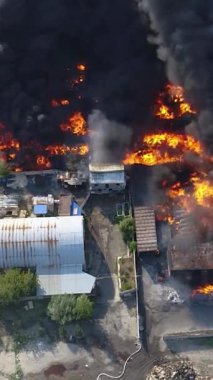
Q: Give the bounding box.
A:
[134,206,158,253]
[0,216,95,295]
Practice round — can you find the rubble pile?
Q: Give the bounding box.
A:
[147,359,210,380]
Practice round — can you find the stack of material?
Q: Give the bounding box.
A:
[134,206,158,253]
[58,195,72,216]
[147,360,209,380]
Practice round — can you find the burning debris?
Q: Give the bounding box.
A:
[191,284,213,305]
[59,112,87,136]
[155,84,196,120]
[123,133,203,166]
[147,359,209,380]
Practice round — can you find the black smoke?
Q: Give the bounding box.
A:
[137,0,213,153]
[0,0,165,160]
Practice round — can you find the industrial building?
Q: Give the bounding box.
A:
[0,216,95,296]
[89,163,126,194]
[134,206,158,253]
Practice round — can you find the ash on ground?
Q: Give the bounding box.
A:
[147,359,211,380]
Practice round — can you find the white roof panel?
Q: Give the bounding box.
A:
[37,265,95,296]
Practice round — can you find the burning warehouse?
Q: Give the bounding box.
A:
[167,210,213,274]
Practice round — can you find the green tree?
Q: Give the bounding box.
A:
[73,294,93,320]
[0,159,10,177]
[128,240,137,254]
[47,294,94,325]
[47,294,76,325]
[0,269,37,305]
[119,217,135,244]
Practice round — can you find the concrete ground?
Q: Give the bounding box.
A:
[0,192,138,380]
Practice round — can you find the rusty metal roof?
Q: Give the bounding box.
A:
[134,206,158,253]
[0,216,95,295]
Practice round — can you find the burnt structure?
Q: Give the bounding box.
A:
[167,210,213,274]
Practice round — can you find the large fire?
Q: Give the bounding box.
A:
[59,111,87,136]
[124,83,213,224]
[0,63,89,171]
[155,84,196,120]
[45,143,89,156]
[123,133,203,166]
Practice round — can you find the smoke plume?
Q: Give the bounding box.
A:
[0,0,164,160]
[137,0,213,152]
[88,110,131,164]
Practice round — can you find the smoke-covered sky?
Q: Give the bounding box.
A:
[88,110,131,164]
[0,0,165,148]
[137,0,213,153]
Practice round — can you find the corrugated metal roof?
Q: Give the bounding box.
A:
[37,265,95,296]
[134,206,158,253]
[0,216,96,295]
[0,216,84,268]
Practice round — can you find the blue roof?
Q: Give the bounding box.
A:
[34,204,48,215]
[70,200,81,216]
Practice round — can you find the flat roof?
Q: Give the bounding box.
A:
[134,206,158,253]
[89,163,124,172]
[37,265,95,296]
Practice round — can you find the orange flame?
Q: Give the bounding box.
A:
[123,133,203,166]
[36,155,52,169]
[191,176,213,208]
[192,284,213,296]
[155,84,196,120]
[0,133,20,152]
[51,99,70,107]
[77,64,86,71]
[59,111,87,136]
[45,143,89,156]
